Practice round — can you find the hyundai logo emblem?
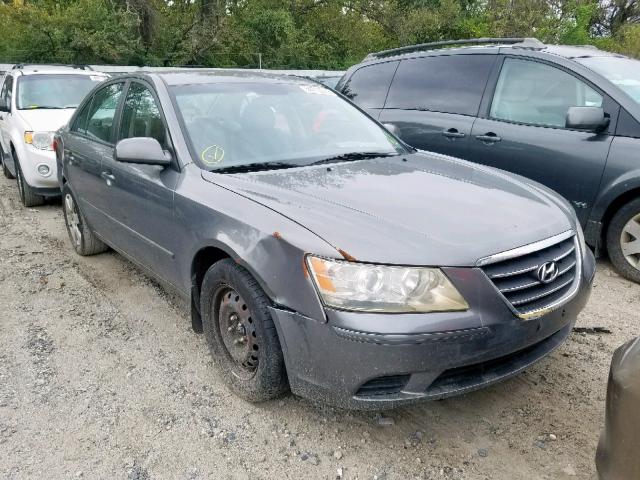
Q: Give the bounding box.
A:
[537,261,559,283]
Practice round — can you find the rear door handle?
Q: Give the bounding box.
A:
[442,128,465,139]
[101,171,115,185]
[475,132,502,143]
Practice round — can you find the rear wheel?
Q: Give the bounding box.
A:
[201,259,288,402]
[62,184,108,256]
[14,150,44,207]
[2,148,15,179]
[606,198,640,283]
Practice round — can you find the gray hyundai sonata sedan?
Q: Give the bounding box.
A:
[55,71,595,409]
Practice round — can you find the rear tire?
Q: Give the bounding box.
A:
[606,197,640,283]
[62,184,108,256]
[2,148,15,179]
[14,150,44,207]
[201,259,288,402]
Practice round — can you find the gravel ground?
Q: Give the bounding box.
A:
[1,173,638,480]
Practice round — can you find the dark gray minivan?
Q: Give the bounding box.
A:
[55,71,595,409]
[337,38,640,283]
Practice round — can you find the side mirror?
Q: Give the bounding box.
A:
[566,107,610,133]
[383,123,399,136]
[0,98,9,113]
[114,137,171,166]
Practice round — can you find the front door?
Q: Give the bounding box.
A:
[0,75,13,158]
[468,57,617,225]
[97,81,180,284]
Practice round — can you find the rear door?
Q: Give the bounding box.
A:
[379,54,496,159]
[64,81,125,233]
[340,61,399,119]
[0,75,13,156]
[98,80,180,284]
[468,56,617,225]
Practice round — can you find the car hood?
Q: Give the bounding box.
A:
[202,152,575,266]
[17,109,74,132]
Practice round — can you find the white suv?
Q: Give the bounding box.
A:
[0,65,107,206]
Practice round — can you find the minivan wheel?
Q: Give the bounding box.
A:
[606,198,640,283]
[14,152,44,207]
[1,148,15,179]
[201,259,288,402]
[62,184,108,256]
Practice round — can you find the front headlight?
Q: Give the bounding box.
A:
[306,256,469,313]
[24,131,54,151]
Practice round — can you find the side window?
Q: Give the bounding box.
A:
[341,61,398,109]
[385,55,495,116]
[1,76,13,107]
[490,58,604,128]
[119,82,166,146]
[71,99,93,134]
[85,82,124,143]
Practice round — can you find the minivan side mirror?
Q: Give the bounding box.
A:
[566,106,610,133]
[114,137,171,166]
[0,98,9,113]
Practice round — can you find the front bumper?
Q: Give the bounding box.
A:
[271,249,595,410]
[16,144,59,192]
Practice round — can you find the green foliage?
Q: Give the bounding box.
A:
[0,0,637,68]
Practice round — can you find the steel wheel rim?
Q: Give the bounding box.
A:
[620,213,640,270]
[64,193,82,248]
[216,286,259,379]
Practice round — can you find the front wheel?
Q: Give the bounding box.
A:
[62,184,108,256]
[14,153,44,207]
[201,259,288,402]
[606,197,640,283]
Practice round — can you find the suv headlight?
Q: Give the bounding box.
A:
[306,256,469,313]
[24,131,54,151]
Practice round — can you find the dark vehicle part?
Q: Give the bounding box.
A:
[596,337,640,480]
[62,184,108,256]
[1,148,15,179]
[201,259,288,401]
[606,198,640,283]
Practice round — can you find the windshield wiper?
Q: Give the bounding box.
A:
[308,152,397,166]
[212,161,298,174]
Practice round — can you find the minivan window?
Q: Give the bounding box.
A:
[385,55,495,116]
[119,83,166,146]
[85,83,124,143]
[491,58,603,128]
[72,99,93,134]
[16,74,105,110]
[578,56,640,105]
[341,61,399,109]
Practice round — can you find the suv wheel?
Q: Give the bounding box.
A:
[606,198,640,283]
[14,150,44,207]
[201,259,288,402]
[1,148,15,179]
[62,184,108,256]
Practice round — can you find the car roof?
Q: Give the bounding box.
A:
[12,65,105,76]
[135,69,321,86]
[359,40,627,65]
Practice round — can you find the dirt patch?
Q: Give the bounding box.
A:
[0,174,638,479]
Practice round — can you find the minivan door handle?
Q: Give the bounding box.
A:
[475,132,502,144]
[442,128,466,139]
[101,171,116,186]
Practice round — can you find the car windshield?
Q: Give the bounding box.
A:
[17,74,106,110]
[171,81,407,171]
[578,56,640,104]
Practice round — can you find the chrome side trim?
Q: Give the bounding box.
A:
[476,230,575,267]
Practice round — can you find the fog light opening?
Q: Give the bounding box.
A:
[37,164,51,177]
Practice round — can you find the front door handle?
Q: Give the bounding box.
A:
[442,128,466,139]
[475,132,502,143]
[101,171,115,186]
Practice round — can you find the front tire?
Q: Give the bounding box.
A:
[14,151,44,207]
[201,259,288,402]
[62,184,108,256]
[606,198,640,283]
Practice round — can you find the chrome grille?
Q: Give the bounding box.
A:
[480,233,580,318]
